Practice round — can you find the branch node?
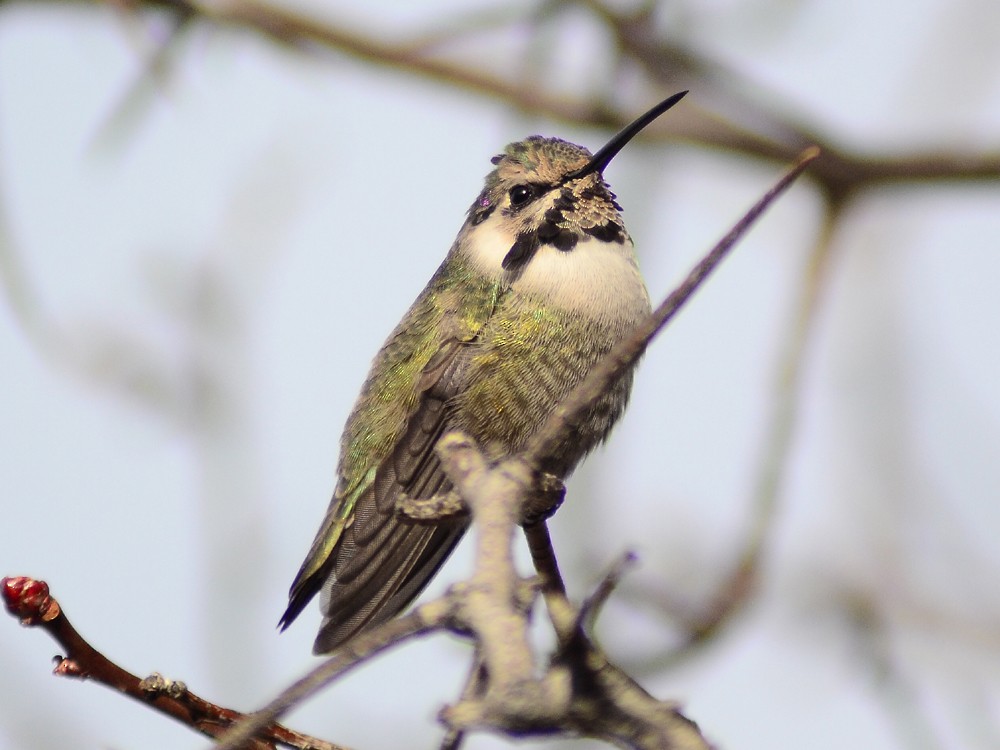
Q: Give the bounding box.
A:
[53,657,87,679]
[140,672,189,699]
[396,489,469,521]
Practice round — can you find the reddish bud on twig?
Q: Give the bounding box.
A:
[2,576,60,625]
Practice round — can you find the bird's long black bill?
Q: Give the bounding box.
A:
[564,90,688,181]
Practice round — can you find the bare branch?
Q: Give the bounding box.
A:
[432,433,570,729]
[214,430,712,748]
[438,651,487,750]
[0,576,345,750]
[213,600,450,750]
[578,551,639,635]
[646,196,846,665]
[48,0,998,195]
[432,435,712,749]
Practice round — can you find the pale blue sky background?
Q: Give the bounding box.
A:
[1,1,999,749]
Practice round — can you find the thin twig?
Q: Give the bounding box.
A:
[213,599,451,750]
[92,5,195,152]
[523,521,577,645]
[85,0,1000,193]
[648,194,846,666]
[438,651,486,750]
[0,577,344,750]
[578,551,638,634]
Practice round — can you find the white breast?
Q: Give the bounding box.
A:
[463,222,651,325]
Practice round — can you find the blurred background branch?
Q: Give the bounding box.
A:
[72,0,1000,189]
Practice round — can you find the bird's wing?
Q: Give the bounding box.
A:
[280,258,499,652]
[307,341,471,653]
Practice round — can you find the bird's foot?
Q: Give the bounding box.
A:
[520,472,565,526]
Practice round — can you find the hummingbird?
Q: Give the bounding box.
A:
[280,91,688,654]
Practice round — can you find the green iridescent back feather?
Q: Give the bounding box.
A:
[339,253,501,501]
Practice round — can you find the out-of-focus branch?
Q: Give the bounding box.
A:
[78,1,993,189]
[438,651,487,750]
[844,590,946,750]
[0,576,346,750]
[92,3,195,150]
[12,0,990,196]
[0,189,59,357]
[640,194,847,666]
[213,601,450,750]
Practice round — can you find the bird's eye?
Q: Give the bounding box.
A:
[508,184,534,207]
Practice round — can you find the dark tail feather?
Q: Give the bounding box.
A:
[313,520,466,653]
